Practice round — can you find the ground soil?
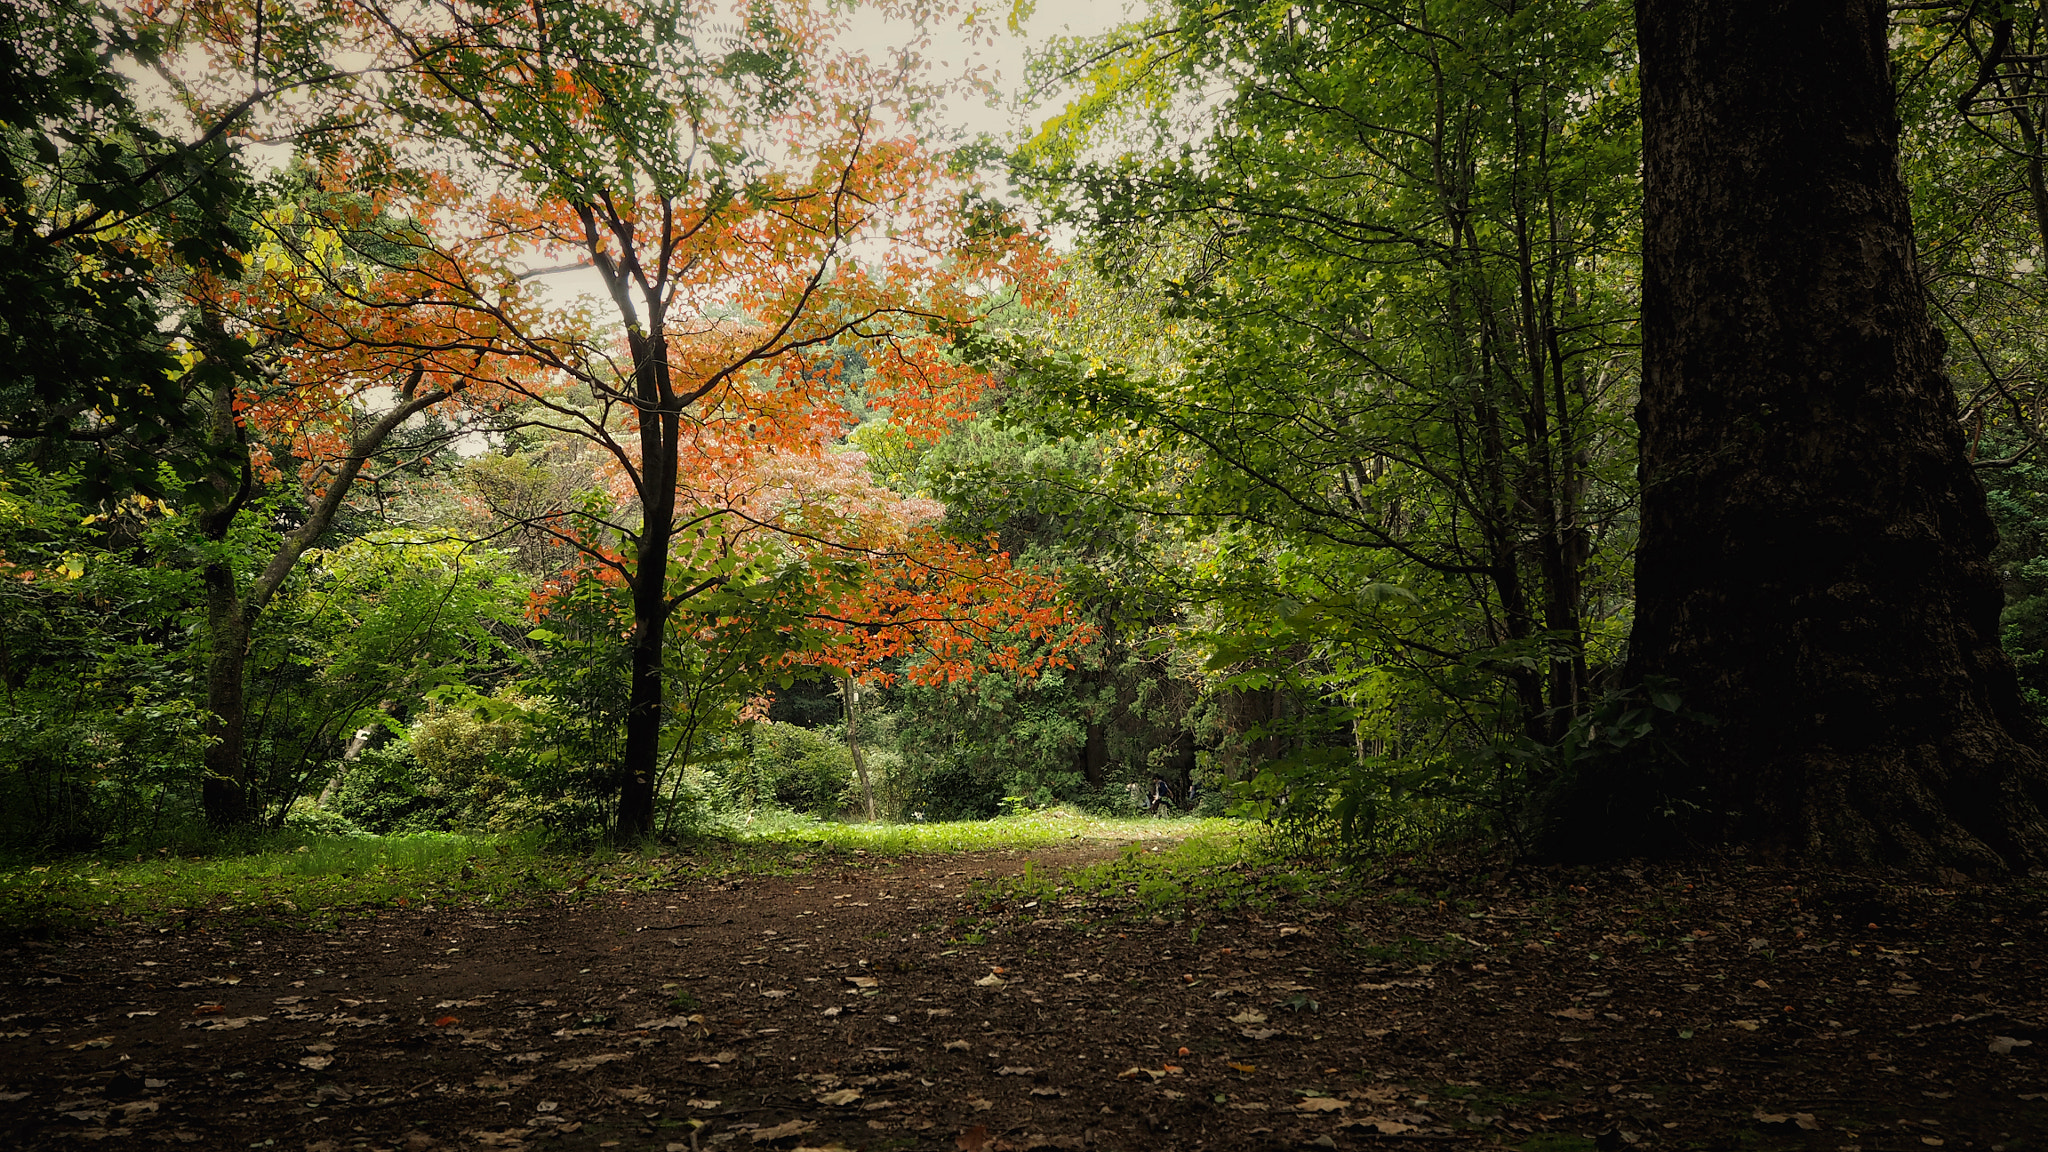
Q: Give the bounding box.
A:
[3,839,2047,1152]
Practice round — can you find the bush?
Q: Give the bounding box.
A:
[907,757,1007,821]
[656,766,732,838]
[409,700,526,829]
[331,744,461,834]
[282,800,370,838]
[741,723,853,815]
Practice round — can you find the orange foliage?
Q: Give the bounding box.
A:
[148,0,1079,698]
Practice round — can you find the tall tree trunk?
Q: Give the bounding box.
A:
[1557,0,2048,869]
[616,324,680,841]
[842,673,877,821]
[201,565,255,826]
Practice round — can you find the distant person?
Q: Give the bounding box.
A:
[1148,774,1168,816]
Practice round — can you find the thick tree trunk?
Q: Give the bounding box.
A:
[617,610,663,839]
[1558,0,2048,869]
[1080,722,1108,789]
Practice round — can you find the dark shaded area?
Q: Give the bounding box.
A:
[1,851,2045,1150]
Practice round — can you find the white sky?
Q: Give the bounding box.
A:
[526,0,1143,304]
[847,0,1139,139]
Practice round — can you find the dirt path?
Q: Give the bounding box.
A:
[3,846,2047,1151]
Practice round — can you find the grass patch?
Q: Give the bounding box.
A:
[976,820,1335,920]
[0,831,576,934]
[719,805,1230,855]
[0,808,1255,936]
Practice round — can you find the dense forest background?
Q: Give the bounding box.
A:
[8,0,2048,856]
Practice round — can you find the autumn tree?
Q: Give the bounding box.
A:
[347,0,1057,836]
[1549,0,2048,869]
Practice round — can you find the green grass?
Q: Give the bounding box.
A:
[0,808,1258,936]
[719,804,1235,855]
[0,830,576,934]
[975,819,1333,920]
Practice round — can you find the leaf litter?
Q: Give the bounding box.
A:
[1,846,2046,1149]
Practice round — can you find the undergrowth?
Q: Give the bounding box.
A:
[0,807,1248,937]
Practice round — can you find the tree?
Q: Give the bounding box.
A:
[1010,0,1640,840]
[0,0,251,492]
[1554,0,2048,869]
[350,0,1056,837]
[181,175,537,825]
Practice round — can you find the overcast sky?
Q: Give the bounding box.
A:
[847,0,1139,139]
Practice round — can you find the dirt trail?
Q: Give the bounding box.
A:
[3,847,2047,1151]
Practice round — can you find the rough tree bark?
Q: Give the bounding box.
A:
[1554,0,2048,869]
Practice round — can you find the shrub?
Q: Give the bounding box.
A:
[740,723,853,815]
[331,744,460,834]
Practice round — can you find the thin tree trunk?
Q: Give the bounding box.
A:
[616,325,679,841]
[842,673,876,821]
[201,566,255,826]
[1554,0,2048,870]
[198,366,449,827]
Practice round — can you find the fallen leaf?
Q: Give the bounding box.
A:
[1990,1036,2034,1055]
[186,1015,267,1030]
[433,1016,460,1027]
[635,1015,702,1030]
[1240,1028,1280,1040]
[686,1050,739,1065]
[65,1036,114,1051]
[750,1119,817,1143]
[192,1005,226,1015]
[1728,1019,1762,1031]
[974,974,1006,988]
[846,977,878,989]
[1117,1067,1167,1082]
[687,1099,722,1109]
[1229,1011,1268,1025]
[1552,1008,1595,1021]
[1350,1119,1416,1136]
[966,1098,993,1112]
[943,1040,970,1052]
[1029,1087,1065,1097]
[956,1125,992,1152]
[1298,1097,1347,1112]
[558,1052,634,1071]
[299,1056,333,1071]
[1227,1062,1256,1073]
[996,1066,1036,1076]
[1752,1110,1820,1131]
[818,1089,861,1106]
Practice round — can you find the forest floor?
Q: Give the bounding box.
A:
[3,826,2048,1152]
